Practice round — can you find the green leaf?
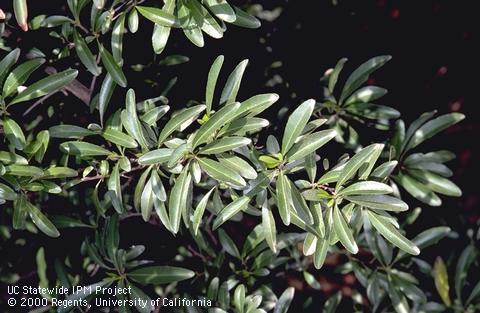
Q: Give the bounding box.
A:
[3,117,26,150]
[49,125,94,139]
[340,55,391,103]
[338,181,393,196]
[9,69,78,105]
[99,44,127,87]
[157,105,206,144]
[141,177,155,221]
[276,171,292,225]
[98,74,116,125]
[219,59,248,106]
[371,161,398,179]
[0,151,28,165]
[204,0,236,23]
[151,0,175,54]
[233,284,245,313]
[168,168,191,233]
[102,128,138,148]
[206,55,224,115]
[128,8,139,33]
[111,13,125,63]
[466,280,480,305]
[313,237,329,269]
[3,58,45,97]
[454,245,477,301]
[333,204,358,254]
[231,6,261,29]
[328,57,347,93]
[60,141,111,157]
[219,117,269,137]
[281,99,315,154]
[407,169,462,197]
[395,173,441,206]
[141,105,170,126]
[198,157,246,188]
[136,6,177,27]
[262,204,277,253]
[433,257,452,306]
[41,166,77,179]
[138,148,172,165]
[129,283,154,313]
[199,137,251,155]
[217,154,257,180]
[236,93,279,118]
[107,163,124,213]
[345,86,388,105]
[0,48,21,85]
[274,287,295,313]
[407,113,465,150]
[0,182,17,201]
[212,196,250,230]
[367,210,419,255]
[286,129,337,162]
[336,143,383,187]
[128,266,194,285]
[192,102,241,148]
[26,201,60,238]
[73,30,100,76]
[13,194,27,229]
[121,89,149,149]
[192,187,215,235]
[218,229,241,258]
[346,195,408,212]
[150,170,166,201]
[5,164,44,177]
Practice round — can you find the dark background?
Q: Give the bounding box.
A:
[2,0,479,311]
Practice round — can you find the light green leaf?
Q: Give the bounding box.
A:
[286,129,337,162]
[198,157,246,187]
[433,257,452,306]
[136,6,177,27]
[5,164,44,177]
[219,229,241,258]
[168,168,191,233]
[262,205,277,253]
[98,74,116,125]
[157,105,206,144]
[192,187,215,235]
[107,163,124,213]
[204,0,236,23]
[10,69,78,105]
[0,48,21,86]
[13,194,27,229]
[276,171,291,225]
[41,166,77,179]
[192,102,241,148]
[122,89,149,148]
[212,196,250,230]
[0,182,17,201]
[217,154,257,180]
[0,151,28,165]
[281,99,315,154]
[219,59,248,106]
[347,195,408,212]
[128,8,139,33]
[102,128,138,148]
[128,266,195,285]
[314,237,329,269]
[333,204,358,254]
[328,57,347,93]
[138,148,172,165]
[274,287,295,313]
[49,125,94,139]
[336,143,383,187]
[206,55,224,115]
[408,169,461,197]
[231,6,261,28]
[199,137,251,155]
[367,210,419,255]
[338,181,393,196]
[345,86,387,106]
[111,13,125,63]
[395,173,441,206]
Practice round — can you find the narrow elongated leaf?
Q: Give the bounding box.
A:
[13,0,28,31]
[138,148,172,165]
[41,166,77,179]
[198,157,246,187]
[10,69,78,105]
[199,137,251,155]
[99,44,127,87]
[231,6,261,28]
[286,129,337,161]
[13,194,27,229]
[328,57,347,93]
[408,169,461,197]
[192,102,241,148]
[3,117,26,150]
[168,168,191,233]
[206,55,224,115]
[128,9,139,33]
[204,0,236,22]
[407,113,465,150]
[60,141,111,156]
[98,74,116,124]
[141,178,154,221]
[151,0,175,54]
[107,163,123,213]
[49,125,94,138]
[236,93,279,118]
[314,237,329,269]
[395,173,441,206]
[0,151,28,164]
[367,210,419,255]
[0,48,21,85]
[219,59,248,106]
[274,287,295,313]
[345,86,388,105]
[454,245,477,301]
[150,170,166,201]
[347,195,408,212]
[340,55,391,103]
[136,6,176,27]
[336,143,383,187]
[217,154,257,180]
[128,266,195,285]
[102,128,138,148]
[122,89,149,148]
[333,205,358,253]
[0,183,17,201]
[192,187,215,235]
[219,117,269,136]
[281,99,315,154]
[262,205,277,253]
[219,229,241,258]
[3,58,45,97]
[5,164,44,177]
[276,171,291,225]
[212,196,250,229]
[338,181,393,196]
[111,13,125,63]
[26,201,60,238]
[433,257,452,306]
[157,105,206,144]
[73,31,100,75]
